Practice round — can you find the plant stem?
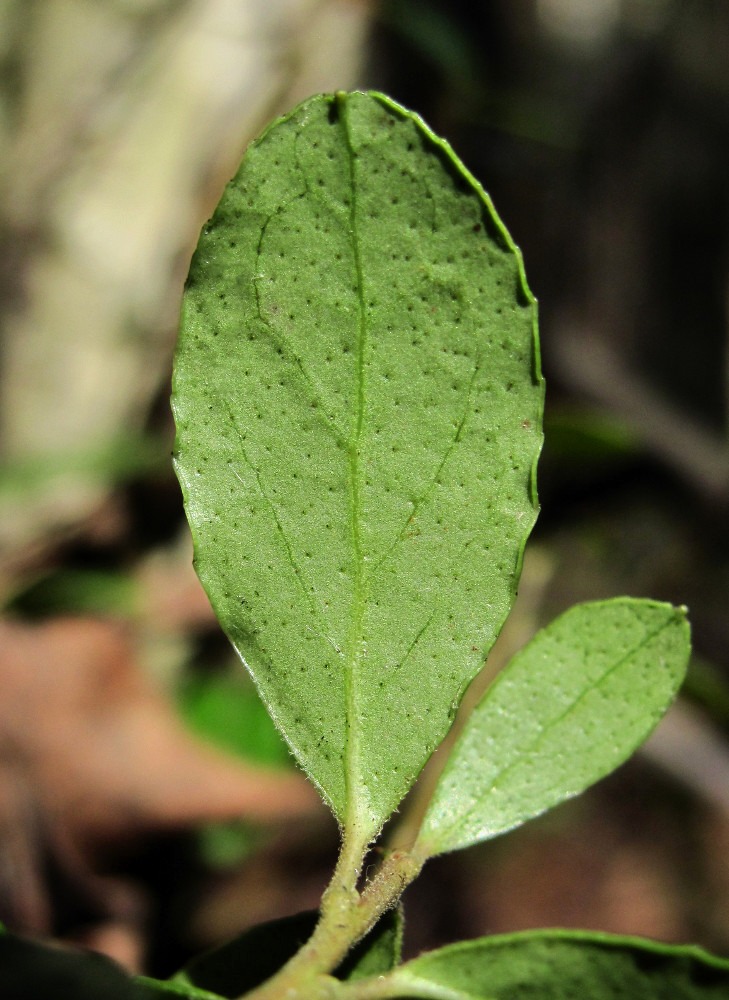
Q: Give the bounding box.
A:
[239,847,424,1000]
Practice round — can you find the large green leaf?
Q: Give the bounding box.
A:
[416,598,690,857]
[380,930,729,999]
[173,90,543,841]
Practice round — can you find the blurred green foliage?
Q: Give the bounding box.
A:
[177,672,291,770]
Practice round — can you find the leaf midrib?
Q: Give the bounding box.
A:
[340,94,370,837]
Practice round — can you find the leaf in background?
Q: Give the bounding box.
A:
[0,433,166,500]
[173,90,543,843]
[166,907,401,997]
[544,408,639,462]
[194,820,257,870]
[135,977,223,1000]
[177,673,291,769]
[381,929,729,999]
[0,930,138,1000]
[335,906,403,982]
[169,912,318,998]
[7,568,137,618]
[416,598,690,857]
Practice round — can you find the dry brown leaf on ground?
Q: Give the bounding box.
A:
[0,616,321,966]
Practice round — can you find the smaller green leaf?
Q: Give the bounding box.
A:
[381,930,729,999]
[416,598,690,857]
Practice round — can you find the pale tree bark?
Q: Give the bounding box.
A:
[0,0,373,562]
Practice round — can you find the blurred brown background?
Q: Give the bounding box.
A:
[1,0,728,980]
